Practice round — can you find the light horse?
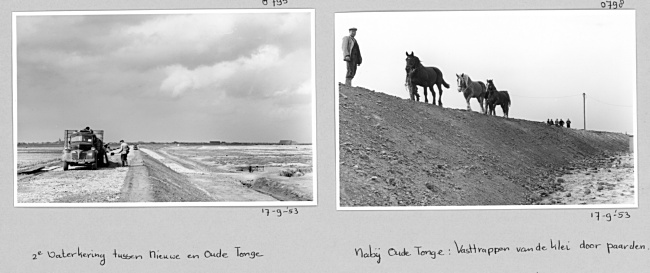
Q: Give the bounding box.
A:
[456,73,487,113]
[405,51,450,106]
[485,79,511,118]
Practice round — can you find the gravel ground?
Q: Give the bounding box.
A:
[16,160,128,203]
[540,153,635,205]
[339,84,632,207]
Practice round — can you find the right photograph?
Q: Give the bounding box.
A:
[336,10,637,209]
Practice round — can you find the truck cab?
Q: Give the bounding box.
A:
[61,129,107,170]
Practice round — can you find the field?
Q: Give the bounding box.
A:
[141,144,314,201]
[16,143,314,204]
[16,146,61,170]
[167,145,312,170]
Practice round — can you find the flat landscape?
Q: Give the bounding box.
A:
[16,146,60,171]
[16,144,313,204]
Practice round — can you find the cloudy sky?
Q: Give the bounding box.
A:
[336,10,636,134]
[15,10,313,143]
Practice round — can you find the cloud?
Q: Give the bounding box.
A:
[159,44,282,97]
[16,11,313,142]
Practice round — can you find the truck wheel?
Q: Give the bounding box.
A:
[63,162,68,171]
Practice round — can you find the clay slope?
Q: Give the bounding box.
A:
[338,84,630,207]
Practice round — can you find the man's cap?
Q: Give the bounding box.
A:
[120,140,124,142]
[349,27,357,31]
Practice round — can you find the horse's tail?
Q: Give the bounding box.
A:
[503,91,511,106]
[430,66,450,89]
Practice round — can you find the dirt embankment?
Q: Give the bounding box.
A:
[137,151,215,202]
[339,84,631,207]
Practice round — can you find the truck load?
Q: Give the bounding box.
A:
[61,128,107,171]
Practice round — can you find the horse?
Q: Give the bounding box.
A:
[485,79,511,118]
[405,51,450,106]
[456,73,486,113]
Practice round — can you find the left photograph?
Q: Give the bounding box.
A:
[13,10,316,206]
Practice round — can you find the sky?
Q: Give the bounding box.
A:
[336,10,636,134]
[15,10,314,143]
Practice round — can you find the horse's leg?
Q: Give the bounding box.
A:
[422,86,429,103]
[478,97,485,114]
[410,85,418,101]
[424,86,436,105]
[503,104,509,118]
[465,94,471,111]
[436,84,443,107]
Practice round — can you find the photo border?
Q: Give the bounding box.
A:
[13,8,318,208]
[335,9,638,211]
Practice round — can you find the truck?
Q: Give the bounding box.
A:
[61,129,107,171]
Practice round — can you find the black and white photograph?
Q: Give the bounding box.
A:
[336,10,636,209]
[14,9,316,206]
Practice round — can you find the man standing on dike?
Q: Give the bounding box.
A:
[115,140,130,167]
[342,27,362,86]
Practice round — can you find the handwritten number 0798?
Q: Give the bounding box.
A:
[601,0,624,9]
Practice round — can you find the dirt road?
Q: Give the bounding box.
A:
[117,150,153,202]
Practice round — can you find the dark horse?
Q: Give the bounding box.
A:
[485,79,511,118]
[405,51,450,106]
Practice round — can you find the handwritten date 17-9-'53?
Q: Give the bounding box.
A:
[262,0,288,7]
[262,207,298,217]
[590,210,631,222]
[601,0,624,9]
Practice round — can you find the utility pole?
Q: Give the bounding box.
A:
[583,93,586,130]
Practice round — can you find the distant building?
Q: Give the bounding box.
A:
[209,141,223,144]
[279,140,297,145]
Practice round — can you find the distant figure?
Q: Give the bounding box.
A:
[342,27,361,86]
[559,119,565,127]
[566,119,571,128]
[249,165,253,173]
[547,119,553,126]
[555,119,559,127]
[81,126,93,133]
